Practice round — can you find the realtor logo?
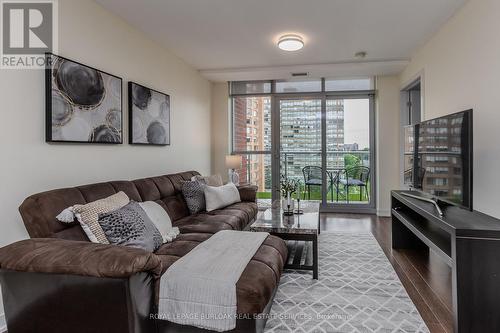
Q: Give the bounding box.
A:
[1,0,58,68]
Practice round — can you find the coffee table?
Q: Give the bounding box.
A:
[250,201,319,279]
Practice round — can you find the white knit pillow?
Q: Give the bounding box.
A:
[139,201,179,243]
[204,183,241,212]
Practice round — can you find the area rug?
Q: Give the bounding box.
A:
[265,232,429,333]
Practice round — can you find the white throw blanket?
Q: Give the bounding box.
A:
[158,230,269,332]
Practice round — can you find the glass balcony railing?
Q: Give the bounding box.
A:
[281,151,371,204]
[237,151,371,204]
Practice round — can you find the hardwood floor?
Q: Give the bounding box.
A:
[320,213,453,333]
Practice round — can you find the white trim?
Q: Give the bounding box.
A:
[400,69,425,120]
[0,312,6,333]
[377,209,391,217]
[200,59,409,82]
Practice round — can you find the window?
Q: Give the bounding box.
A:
[231,78,375,209]
[325,78,373,91]
[232,96,271,152]
[230,81,271,95]
[275,79,321,93]
[232,95,272,196]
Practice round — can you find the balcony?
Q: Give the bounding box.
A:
[237,151,371,207]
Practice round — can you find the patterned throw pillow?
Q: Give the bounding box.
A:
[98,201,163,252]
[182,180,206,214]
[71,191,130,244]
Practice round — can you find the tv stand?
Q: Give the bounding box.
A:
[391,190,500,333]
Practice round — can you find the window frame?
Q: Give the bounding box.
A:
[229,78,376,213]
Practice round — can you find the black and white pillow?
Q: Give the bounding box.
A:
[98,201,163,252]
[182,180,206,214]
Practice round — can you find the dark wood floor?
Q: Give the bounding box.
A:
[320,213,453,333]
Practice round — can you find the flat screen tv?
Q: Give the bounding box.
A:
[405,110,473,210]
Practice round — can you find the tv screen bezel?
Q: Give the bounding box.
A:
[403,124,416,187]
[411,109,473,211]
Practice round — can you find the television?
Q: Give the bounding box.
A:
[405,110,473,210]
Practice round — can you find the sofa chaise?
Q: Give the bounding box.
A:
[0,171,287,333]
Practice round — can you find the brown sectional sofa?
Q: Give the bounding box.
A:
[0,171,287,333]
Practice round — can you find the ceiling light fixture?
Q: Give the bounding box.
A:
[278,34,304,51]
[355,51,367,59]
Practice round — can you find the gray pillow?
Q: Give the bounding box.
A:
[182,180,206,214]
[98,201,163,252]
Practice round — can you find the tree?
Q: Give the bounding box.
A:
[344,154,361,169]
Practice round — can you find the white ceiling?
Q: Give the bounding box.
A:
[96,0,466,82]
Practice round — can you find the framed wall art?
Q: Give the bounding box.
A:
[128,82,170,145]
[45,53,123,143]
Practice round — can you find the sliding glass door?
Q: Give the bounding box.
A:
[323,97,374,211]
[274,95,374,212]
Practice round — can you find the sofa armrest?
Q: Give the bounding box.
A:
[237,184,258,202]
[0,238,162,279]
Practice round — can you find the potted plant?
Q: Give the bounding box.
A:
[280,175,299,212]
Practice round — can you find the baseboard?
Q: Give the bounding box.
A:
[0,312,6,333]
[377,209,391,217]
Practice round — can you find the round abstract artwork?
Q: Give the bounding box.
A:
[47,54,122,143]
[129,82,170,145]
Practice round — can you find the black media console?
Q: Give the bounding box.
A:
[391,190,500,333]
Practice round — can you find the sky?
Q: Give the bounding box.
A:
[343,99,370,149]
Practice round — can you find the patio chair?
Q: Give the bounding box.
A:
[338,166,370,203]
[302,166,322,200]
[302,166,337,201]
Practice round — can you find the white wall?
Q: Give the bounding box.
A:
[0,0,211,320]
[401,0,500,218]
[210,82,230,181]
[376,76,401,216]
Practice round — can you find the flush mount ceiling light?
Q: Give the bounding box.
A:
[355,51,367,59]
[278,34,304,51]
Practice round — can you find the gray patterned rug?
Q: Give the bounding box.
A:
[265,232,429,333]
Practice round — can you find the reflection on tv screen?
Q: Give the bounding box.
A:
[419,154,463,205]
[417,112,468,206]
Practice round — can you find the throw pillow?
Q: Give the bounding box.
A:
[98,201,163,252]
[138,201,179,242]
[204,182,241,212]
[182,180,206,214]
[191,174,223,187]
[57,191,130,243]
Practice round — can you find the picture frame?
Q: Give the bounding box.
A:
[128,82,170,146]
[45,53,123,144]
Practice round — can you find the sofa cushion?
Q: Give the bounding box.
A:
[237,185,258,203]
[0,238,163,279]
[154,233,287,314]
[206,202,258,229]
[173,201,258,234]
[19,171,200,240]
[173,214,238,234]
